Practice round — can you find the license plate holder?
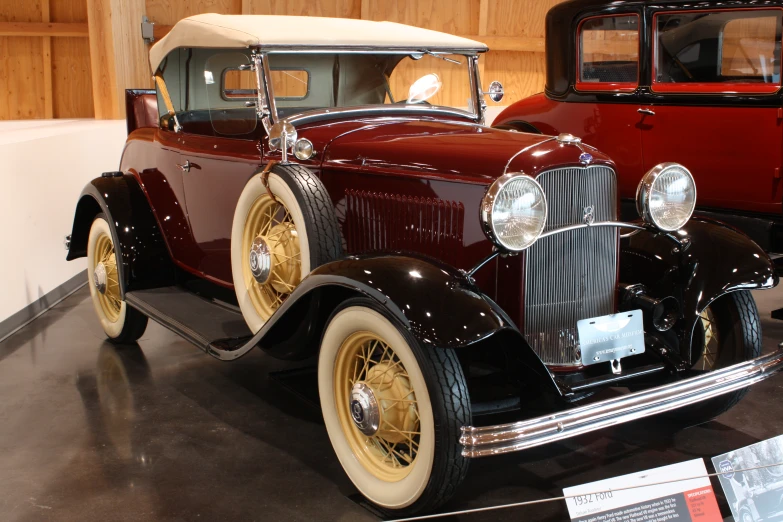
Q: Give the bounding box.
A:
[578,310,645,366]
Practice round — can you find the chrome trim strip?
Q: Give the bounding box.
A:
[539,221,645,240]
[282,105,479,127]
[460,348,783,458]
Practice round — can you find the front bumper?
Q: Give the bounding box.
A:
[460,347,783,458]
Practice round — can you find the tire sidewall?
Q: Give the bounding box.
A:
[87,215,127,338]
[318,303,436,510]
[231,169,312,332]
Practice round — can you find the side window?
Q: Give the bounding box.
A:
[577,14,640,91]
[654,9,782,93]
[268,69,309,100]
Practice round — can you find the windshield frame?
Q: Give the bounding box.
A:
[253,48,485,127]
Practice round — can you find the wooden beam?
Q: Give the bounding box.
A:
[87,0,150,119]
[0,22,89,37]
[41,0,53,118]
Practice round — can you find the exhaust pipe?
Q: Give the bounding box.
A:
[620,284,679,332]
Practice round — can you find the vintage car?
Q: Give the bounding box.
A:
[494,0,783,254]
[65,13,783,515]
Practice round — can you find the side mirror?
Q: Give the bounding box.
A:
[486,81,504,103]
[268,121,297,162]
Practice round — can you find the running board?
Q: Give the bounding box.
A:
[460,347,783,458]
[126,287,252,353]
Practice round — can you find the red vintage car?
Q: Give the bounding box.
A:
[495,0,783,253]
[64,14,782,516]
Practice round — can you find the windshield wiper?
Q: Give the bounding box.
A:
[421,50,462,65]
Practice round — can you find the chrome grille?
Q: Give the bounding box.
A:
[524,165,618,366]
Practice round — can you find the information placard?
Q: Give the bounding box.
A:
[563,459,721,521]
[712,434,783,522]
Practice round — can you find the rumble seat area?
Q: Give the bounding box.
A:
[125,89,158,134]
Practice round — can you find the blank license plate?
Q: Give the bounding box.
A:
[578,310,645,366]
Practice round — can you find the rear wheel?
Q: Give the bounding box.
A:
[318,298,470,515]
[665,290,761,424]
[87,215,147,343]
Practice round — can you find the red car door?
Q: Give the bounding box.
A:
[641,8,783,214]
[180,132,263,287]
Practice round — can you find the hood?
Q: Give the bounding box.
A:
[303,118,614,183]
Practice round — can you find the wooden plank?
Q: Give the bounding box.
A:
[51,0,95,118]
[86,0,119,118]
[360,0,371,19]
[470,35,545,53]
[0,1,46,119]
[41,0,53,118]
[145,0,241,26]
[244,0,360,17]
[0,22,89,37]
[477,0,488,80]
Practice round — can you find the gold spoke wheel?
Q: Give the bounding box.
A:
[241,194,302,320]
[698,306,720,371]
[334,331,420,482]
[92,231,122,322]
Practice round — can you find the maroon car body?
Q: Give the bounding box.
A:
[495,0,783,253]
[64,14,782,515]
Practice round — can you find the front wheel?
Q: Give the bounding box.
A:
[318,298,470,515]
[666,290,761,425]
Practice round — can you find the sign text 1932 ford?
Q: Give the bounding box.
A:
[65,14,783,515]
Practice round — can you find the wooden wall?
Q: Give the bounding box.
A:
[0,0,564,120]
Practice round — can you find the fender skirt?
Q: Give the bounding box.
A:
[66,173,174,295]
[620,218,777,362]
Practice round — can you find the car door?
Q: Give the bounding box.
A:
[640,7,783,214]
[573,13,646,202]
[178,49,265,287]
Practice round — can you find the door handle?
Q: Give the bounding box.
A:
[637,108,656,116]
[176,160,191,172]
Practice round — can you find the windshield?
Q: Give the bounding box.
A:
[264,52,477,120]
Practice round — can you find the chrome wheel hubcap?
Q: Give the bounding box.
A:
[94,262,108,295]
[350,382,381,436]
[249,236,272,284]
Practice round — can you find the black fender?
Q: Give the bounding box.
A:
[212,254,560,395]
[66,173,174,296]
[620,218,777,362]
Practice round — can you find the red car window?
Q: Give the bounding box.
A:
[576,14,640,92]
[652,9,783,94]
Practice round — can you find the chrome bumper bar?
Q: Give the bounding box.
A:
[460,348,783,458]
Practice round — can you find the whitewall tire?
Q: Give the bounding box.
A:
[318,298,470,515]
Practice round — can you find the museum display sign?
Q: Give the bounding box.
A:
[62,13,783,515]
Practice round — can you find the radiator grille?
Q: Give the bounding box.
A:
[344,190,465,266]
[524,165,618,366]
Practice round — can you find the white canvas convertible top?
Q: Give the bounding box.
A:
[149,14,488,71]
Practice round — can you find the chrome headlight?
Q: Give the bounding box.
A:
[636,163,696,232]
[481,173,548,251]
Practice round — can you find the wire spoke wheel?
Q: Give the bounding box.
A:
[93,233,122,322]
[241,194,301,321]
[697,306,720,371]
[334,331,421,481]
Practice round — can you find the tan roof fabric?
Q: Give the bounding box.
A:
[149,14,488,71]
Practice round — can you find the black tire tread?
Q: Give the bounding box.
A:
[272,164,343,267]
[667,290,761,425]
[413,346,471,514]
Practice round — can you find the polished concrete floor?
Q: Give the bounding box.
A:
[1,285,782,522]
